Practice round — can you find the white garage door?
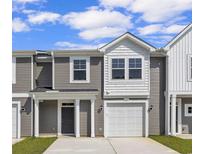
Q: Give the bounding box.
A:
[106,103,144,137]
[12,104,18,138]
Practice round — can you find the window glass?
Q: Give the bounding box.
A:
[73,59,86,80]
[112,58,125,79]
[129,58,142,79]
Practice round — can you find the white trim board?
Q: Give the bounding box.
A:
[12,101,21,139]
[12,93,30,98]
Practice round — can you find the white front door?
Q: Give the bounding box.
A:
[12,104,18,138]
[106,103,144,137]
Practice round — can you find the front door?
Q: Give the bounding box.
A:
[61,107,74,134]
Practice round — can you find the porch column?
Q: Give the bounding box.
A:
[57,100,62,136]
[177,98,182,134]
[91,99,95,137]
[75,99,80,137]
[171,94,176,136]
[34,99,39,137]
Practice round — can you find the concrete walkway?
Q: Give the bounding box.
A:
[44,137,179,154]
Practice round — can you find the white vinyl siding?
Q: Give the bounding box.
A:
[167,27,192,92]
[70,56,90,83]
[187,55,192,81]
[104,39,150,97]
[12,57,16,84]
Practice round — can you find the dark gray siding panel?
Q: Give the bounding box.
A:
[39,100,57,134]
[149,57,166,135]
[80,100,91,136]
[55,57,104,136]
[35,62,52,88]
[12,97,32,137]
[182,98,192,134]
[12,57,31,93]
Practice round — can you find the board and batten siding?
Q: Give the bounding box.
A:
[104,39,150,97]
[12,57,32,93]
[168,28,192,93]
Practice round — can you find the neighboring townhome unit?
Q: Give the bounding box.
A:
[164,24,192,136]
[100,32,166,137]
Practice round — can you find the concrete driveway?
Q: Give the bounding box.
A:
[44,137,178,154]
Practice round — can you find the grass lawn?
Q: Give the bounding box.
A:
[149,135,192,154]
[12,137,57,154]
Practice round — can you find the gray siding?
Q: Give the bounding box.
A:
[35,62,52,88]
[80,100,91,136]
[39,100,57,134]
[149,57,166,135]
[55,57,104,136]
[12,97,32,137]
[182,98,192,134]
[12,57,31,93]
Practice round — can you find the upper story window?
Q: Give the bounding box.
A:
[129,58,142,79]
[187,54,192,81]
[70,57,90,83]
[12,57,16,84]
[112,58,125,79]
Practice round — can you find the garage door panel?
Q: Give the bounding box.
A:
[106,103,145,137]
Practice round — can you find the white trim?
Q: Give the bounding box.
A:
[187,54,192,82]
[12,101,21,139]
[171,94,176,136]
[91,99,95,137]
[12,57,16,84]
[31,97,33,136]
[70,56,90,83]
[34,99,39,137]
[52,51,55,89]
[177,98,182,134]
[31,56,33,90]
[100,33,156,52]
[12,93,30,98]
[104,99,149,137]
[184,104,192,117]
[57,100,62,136]
[75,99,80,137]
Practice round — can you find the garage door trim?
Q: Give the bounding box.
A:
[12,101,21,139]
[104,99,149,137]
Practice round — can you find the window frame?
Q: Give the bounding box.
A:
[184,104,192,117]
[12,57,16,84]
[70,56,90,83]
[187,54,192,82]
[128,58,142,80]
[111,58,125,80]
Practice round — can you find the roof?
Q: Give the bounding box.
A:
[164,23,192,49]
[99,32,156,52]
[30,87,98,93]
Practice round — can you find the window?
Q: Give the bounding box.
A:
[188,54,192,81]
[112,59,125,79]
[70,57,90,83]
[12,57,16,84]
[129,58,142,79]
[185,104,192,117]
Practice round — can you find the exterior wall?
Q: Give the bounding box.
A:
[80,100,91,136]
[54,56,104,136]
[149,57,166,135]
[167,28,192,93]
[103,39,150,97]
[12,57,32,93]
[181,98,192,134]
[12,97,32,137]
[39,100,57,134]
[35,62,52,88]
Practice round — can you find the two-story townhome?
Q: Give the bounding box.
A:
[12,25,191,139]
[164,24,192,136]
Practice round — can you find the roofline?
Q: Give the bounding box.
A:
[99,32,156,52]
[164,23,192,49]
